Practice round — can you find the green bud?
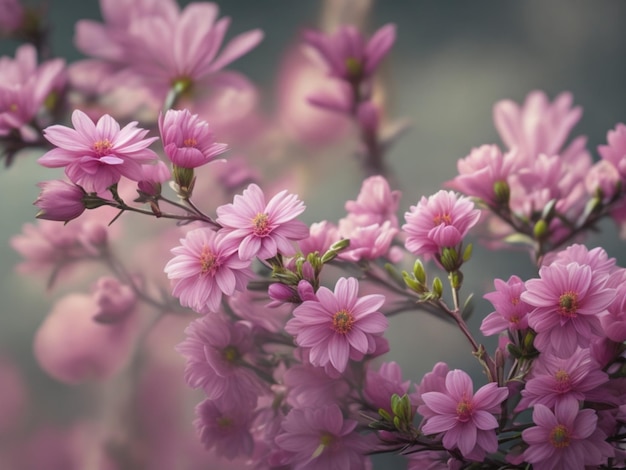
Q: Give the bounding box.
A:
[493,180,510,205]
[378,408,392,423]
[462,243,473,263]
[449,270,463,290]
[413,260,426,285]
[172,165,195,197]
[439,247,458,272]
[432,277,443,299]
[533,219,549,240]
[402,271,424,293]
[523,330,536,351]
[321,238,350,264]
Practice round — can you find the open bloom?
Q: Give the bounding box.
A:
[216,183,309,260]
[158,109,227,168]
[419,369,508,461]
[403,190,480,259]
[480,275,532,336]
[285,277,388,373]
[164,228,254,313]
[522,401,614,470]
[39,109,159,193]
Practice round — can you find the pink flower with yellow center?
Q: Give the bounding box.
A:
[284,277,388,373]
[216,183,309,260]
[39,109,159,193]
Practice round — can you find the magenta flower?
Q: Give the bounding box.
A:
[285,277,388,373]
[164,228,254,314]
[39,109,159,193]
[303,23,396,83]
[34,180,86,222]
[194,398,254,460]
[275,405,369,470]
[158,109,227,168]
[419,369,508,461]
[480,275,532,336]
[518,348,609,411]
[522,401,614,469]
[216,183,309,260]
[521,262,616,357]
[403,190,480,259]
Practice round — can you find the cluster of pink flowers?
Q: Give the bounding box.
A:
[3,1,626,469]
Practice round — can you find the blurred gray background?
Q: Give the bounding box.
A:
[2,0,626,468]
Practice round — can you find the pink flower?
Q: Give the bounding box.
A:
[363,361,412,415]
[39,109,159,193]
[598,123,626,181]
[158,109,228,168]
[216,183,309,260]
[0,0,24,33]
[91,276,137,324]
[522,401,614,469]
[480,275,532,336]
[285,277,388,373]
[283,364,350,408]
[164,228,254,314]
[521,262,615,357]
[194,398,254,460]
[34,180,86,222]
[298,221,340,256]
[517,348,609,411]
[303,23,396,83]
[344,175,401,227]
[337,218,398,262]
[541,244,617,274]
[419,369,508,461]
[275,405,369,470]
[403,190,480,260]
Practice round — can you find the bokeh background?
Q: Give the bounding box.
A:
[1,0,626,468]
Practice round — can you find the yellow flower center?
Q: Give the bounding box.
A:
[456,397,473,422]
[93,139,113,157]
[200,246,218,274]
[433,213,453,226]
[222,345,240,363]
[558,291,578,317]
[549,424,571,448]
[252,213,271,237]
[332,309,354,334]
[183,137,198,148]
[554,369,571,392]
[345,57,363,79]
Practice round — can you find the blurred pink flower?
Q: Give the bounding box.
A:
[285,277,388,373]
[158,108,227,168]
[345,175,401,227]
[216,183,309,260]
[598,123,626,181]
[39,109,159,193]
[0,0,24,33]
[164,227,254,314]
[363,361,412,415]
[419,369,508,461]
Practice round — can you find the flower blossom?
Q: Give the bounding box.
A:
[158,109,227,168]
[344,175,401,227]
[522,401,614,469]
[419,369,508,461]
[39,109,159,193]
[403,190,480,260]
[34,180,86,222]
[480,275,532,336]
[285,277,388,373]
[164,228,254,314]
[216,183,309,260]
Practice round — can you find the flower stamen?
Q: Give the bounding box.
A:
[332,309,354,334]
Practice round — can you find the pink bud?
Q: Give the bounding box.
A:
[34,180,86,222]
[92,276,137,323]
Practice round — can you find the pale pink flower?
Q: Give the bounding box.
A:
[521,262,615,357]
[158,109,227,168]
[598,123,626,181]
[164,228,254,314]
[39,109,159,193]
[517,348,609,411]
[337,218,397,262]
[345,175,401,227]
[480,275,531,336]
[283,363,350,408]
[34,180,86,222]
[275,405,370,470]
[216,183,309,260]
[137,159,171,196]
[541,244,617,274]
[403,190,480,259]
[600,269,626,342]
[298,221,340,256]
[194,398,254,460]
[585,159,620,201]
[363,361,412,415]
[285,277,388,373]
[412,362,450,410]
[91,276,137,324]
[522,401,614,469]
[419,369,508,461]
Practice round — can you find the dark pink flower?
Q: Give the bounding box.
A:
[522,401,614,469]
[158,109,227,168]
[34,180,86,222]
[275,405,369,470]
[164,228,254,313]
[285,277,388,373]
[39,109,159,193]
[419,369,508,461]
[216,183,309,260]
[522,262,615,357]
[480,275,531,336]
[403,190,480,259]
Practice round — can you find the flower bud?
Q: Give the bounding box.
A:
[34,180,86,222]
[91,276,137,323]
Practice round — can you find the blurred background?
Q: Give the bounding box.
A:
[1,0,626,468]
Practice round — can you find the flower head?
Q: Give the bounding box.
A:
[480,275,532,336]
[39,109,159,193]
[158,109,227,168]
[164,227,254,313]
[285,277,388,373]
[419,369,508,461]
[216,183,309,260]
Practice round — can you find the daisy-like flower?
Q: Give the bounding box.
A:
[39,109,159,193]
[274,404,370,470]
[164,227,254,314]
[402,190,480,260]
[419,369,508,461]
[158,108,227,168]
[284,277,388,373]
[216,183,309,260]
[522,401,614,470]
[521,262,616,357]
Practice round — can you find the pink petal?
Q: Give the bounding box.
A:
[207,29,264,74]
